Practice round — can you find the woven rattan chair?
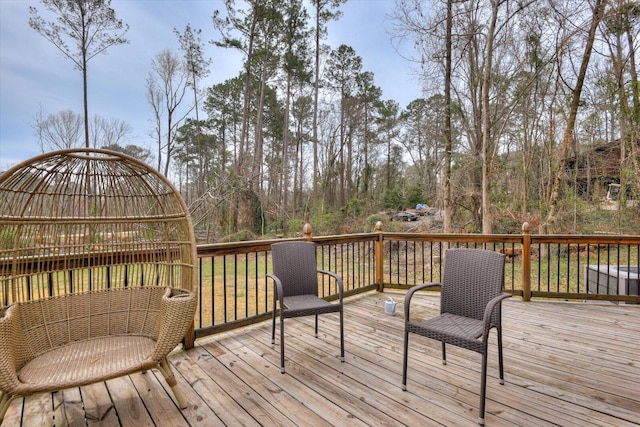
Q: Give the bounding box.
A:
[267,241,344,373]
[0,149,198,422]
[402,248,510,425]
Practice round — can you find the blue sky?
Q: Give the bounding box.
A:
[0,0,422,171]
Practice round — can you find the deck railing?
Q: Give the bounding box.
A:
[194,228,379,338]
[191,222,639,340]
[1,222,638,341]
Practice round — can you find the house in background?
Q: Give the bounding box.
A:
[565,140,623,201]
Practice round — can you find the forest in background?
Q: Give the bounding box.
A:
[29,0,640,241]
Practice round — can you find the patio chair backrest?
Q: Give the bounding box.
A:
[0,148,197,306]
[271,241,318,297]
[440,248,505,322]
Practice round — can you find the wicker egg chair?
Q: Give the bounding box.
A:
[0,148,198,422]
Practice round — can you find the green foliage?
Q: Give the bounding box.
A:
[406,185,426,207]
[309,209,346,235]
[226,229,257,242]
[247,190,264,236]
[169,1,640,240]
[102,143,152,164]
[363,213,388,232]
[341,197,363,219]
[619,166,637,202]
[383,188,404,210]
[287,218,305,235]
[0,226,17,250]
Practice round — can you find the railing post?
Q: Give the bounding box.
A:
[522,222,531,301]
[302,223,313,241]
[184,322,196,349]
[375,221,384,292]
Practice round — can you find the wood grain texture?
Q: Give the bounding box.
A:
[8,291,639,426]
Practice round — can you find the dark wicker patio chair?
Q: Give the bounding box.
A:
[402,248,510,425]
[268,241,344,373]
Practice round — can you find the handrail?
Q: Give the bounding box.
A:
[193,229,379,339]
[2,222,639,344]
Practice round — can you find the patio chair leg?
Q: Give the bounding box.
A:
[402,329,409,391]
[498,327,505,384]
[478,350,489,425]
[271,299,277,344]
[0,392,17,424]
[339,308,345,362]
[158,358,188,409]
[280,314,286,374]
[442,342,447,365]
[315,314,319,338]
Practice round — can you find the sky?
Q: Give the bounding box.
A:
[0,0,423,171]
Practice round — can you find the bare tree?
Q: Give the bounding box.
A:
[146,49,193,176]
[102,143,153,164]
[444,0,453,233]
[391,0,453,229]
[33,108,132,153]
[325,44,363,207]
[33,108,83,150]
[29,0,129,148]
[147,79,164,172]
[89,115,133,148]
[174,24,211,196]
[542,0,608,233]
[601,0,640,201]
[310,0,346,199]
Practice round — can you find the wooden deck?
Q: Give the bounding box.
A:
[3,291,639,426]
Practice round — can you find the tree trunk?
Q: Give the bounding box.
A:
[313,2,320,201]
[282,72,292,233]
[481,0,500,234]
[443,0,453,233]
[625,11,640,193]
[542,0,607,233]
[82,54,89,148]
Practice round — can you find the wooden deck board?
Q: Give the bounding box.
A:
[104,376,155,427]
[4,291,639,426]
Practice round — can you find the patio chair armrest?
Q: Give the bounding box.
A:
[266,273,284,303]
[318,270,343,300]
[404,282,441,320]
[481,293,512,335]
[0,304,24,393]
[150,288,197,361]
